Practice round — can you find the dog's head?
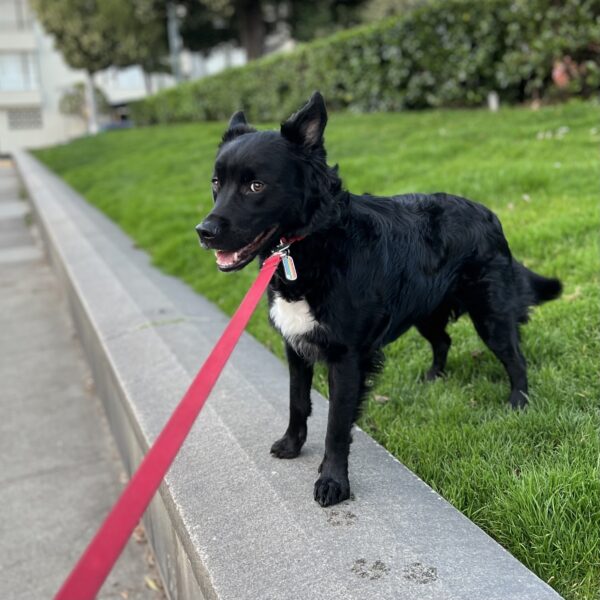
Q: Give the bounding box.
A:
[196,91,342,271]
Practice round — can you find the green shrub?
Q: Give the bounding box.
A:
[59,83,110,118]
[130,0,600,125]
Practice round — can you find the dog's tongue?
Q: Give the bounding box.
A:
[215,250,238,267]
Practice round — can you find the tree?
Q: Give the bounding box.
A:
[178,0,368,62]
[235,0,266,60]
[59,83,110,120]
[178,0,236,56]
[31,0,169,130]
[111,0,171,94]
[113,0,170,82]
[178,0,266,60]
[31,0,120,132]
[287,0,366,42]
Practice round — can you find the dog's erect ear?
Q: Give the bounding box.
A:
[281,91,327,149]
[228,110,247,129]
[222,110,255,144]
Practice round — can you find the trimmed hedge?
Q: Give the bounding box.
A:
[131,0,600,124]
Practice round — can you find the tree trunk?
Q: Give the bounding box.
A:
[167,1,182,82]
[143,71,154,96]
[85,71,99,135]
[236,0,265,60]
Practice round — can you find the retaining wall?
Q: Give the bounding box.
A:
[14,150,562,600]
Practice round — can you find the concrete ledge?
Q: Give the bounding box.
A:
[14,150,562,600]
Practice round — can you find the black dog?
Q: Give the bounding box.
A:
[197,92,562,507]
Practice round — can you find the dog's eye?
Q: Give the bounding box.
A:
[211,177,219,191]
[249,181,264,193]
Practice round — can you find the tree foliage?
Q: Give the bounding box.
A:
[31,0,168,74]
[32,0,372,71]
[31,0,119,74]
[131,0,600,124]
[178,0,236,55]
[178,0,369,60]
[114,0,170,74]
[59,83,110,118]
[287,0,366,42]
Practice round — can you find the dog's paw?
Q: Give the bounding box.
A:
[314,476,350,507]
[509,390,528,410]
[270,435,303,459]
[424,367,444,382]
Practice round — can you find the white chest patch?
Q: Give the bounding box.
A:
[270,294,317,339]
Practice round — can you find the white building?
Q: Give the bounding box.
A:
[0,0,286,154]
[0,0,88,154]
[0,0,248,154]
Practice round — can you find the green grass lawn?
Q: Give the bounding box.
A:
[35,101,600,599]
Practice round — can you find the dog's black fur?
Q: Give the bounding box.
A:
[197,92,562,507]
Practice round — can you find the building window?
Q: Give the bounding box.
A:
[0,0,32,30]
[7,108,43,130]
[0,52,38,91]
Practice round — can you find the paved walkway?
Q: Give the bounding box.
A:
[0,160,163,599]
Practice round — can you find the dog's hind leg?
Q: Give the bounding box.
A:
[416,305,452,381]
[271,343,313,458]
[469,310,528,409]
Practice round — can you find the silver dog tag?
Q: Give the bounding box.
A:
[281,251,298,281]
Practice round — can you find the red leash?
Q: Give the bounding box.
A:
[55,249,288,599]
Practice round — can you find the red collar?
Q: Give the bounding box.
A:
[273,235,305,254]
[280,235,305,245]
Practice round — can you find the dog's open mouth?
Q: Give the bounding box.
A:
[215,227,277,271]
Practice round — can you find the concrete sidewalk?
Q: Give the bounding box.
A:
[0,160,163,599]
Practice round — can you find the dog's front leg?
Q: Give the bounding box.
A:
[271,342,314,458]
[314,353,363,507]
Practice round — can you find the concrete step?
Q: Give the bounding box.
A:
[14,150,563,600]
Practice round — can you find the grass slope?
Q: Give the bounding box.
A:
[35,101,600,599]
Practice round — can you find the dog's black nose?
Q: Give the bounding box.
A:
[196,218,221,242]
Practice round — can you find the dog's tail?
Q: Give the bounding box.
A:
[515,261,563,306]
